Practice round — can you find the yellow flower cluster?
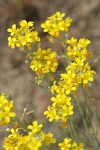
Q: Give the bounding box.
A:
[30,48,58,75]
[66,62,96,86]
[41,12,72,38]
[44,94,73,127]
[44,37,96,125]
[67,37,92,62]
[51,62,95,95]
[0,94,16,125]
[66,37,96,88]
[7,20,40,50]
[4,121,56,150]
[3,128,27,150]
[59,138,84,150]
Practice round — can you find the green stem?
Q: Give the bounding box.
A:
[68,117,77,141]
[73,95,88,131]
[63,44,71,65]
[60,36,71,65]
[57,121,65,138]
[14,116,28,131]
[82,87,99,150]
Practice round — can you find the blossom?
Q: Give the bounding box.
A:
[67,37,92,62]
[3,128,28,150]
[51,60,95,98]
[51,70,78,96]
[30,47,58,75]
[58,138,84,150]
[66,62,96,87]
[19,20,33,28]
[44,94,73,126]
[27,121,56,148]
[41,12,72,38]
[7,24,17,36]
[0,93,16,125]
[4,121,56,150]
[7,20,40,50]
[27,121,43,134]
[8,37,16,49]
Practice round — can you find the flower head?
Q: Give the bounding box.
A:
[44,94,73,126]
[30,48,58,75]
[4,121,56,150]
[7,20,40,50]
[0,93,16,125]
[59,138,84,150]
[41,12,72,38]
[67,37,92,62]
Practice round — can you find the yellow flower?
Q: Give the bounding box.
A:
[7,20,40,50]
[41,12,72,38]
[66,62,96,87]
[30,48,58,75]
[44,105,59,122]
[44,94,73,125]
[51,70,78,96]
[80,63,96,86]
[58,138,84,150]
[19,20,34,28]
[67,37,92,62]
[27,121,43,134]
[4,121,56,150]
[43,133,56,146]
[27,121,56,149]
[0,93,16,125]
[8,37,16,49]
[3,128,28,150]
[26,137,42,150]
[78,38,91,49]
[7,24,17,36]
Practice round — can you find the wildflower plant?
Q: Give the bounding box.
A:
[1,12,100,150]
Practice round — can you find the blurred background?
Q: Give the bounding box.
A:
[0,0,100,149]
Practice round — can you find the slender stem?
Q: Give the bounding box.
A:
[60,36,71,65]
[82,86,99,150]
[63,44,71,65]
[68,121,74,140]
[68,118,77,141]
[73,95,88,131]
[57,121,65,138]
[13,116,28,131]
